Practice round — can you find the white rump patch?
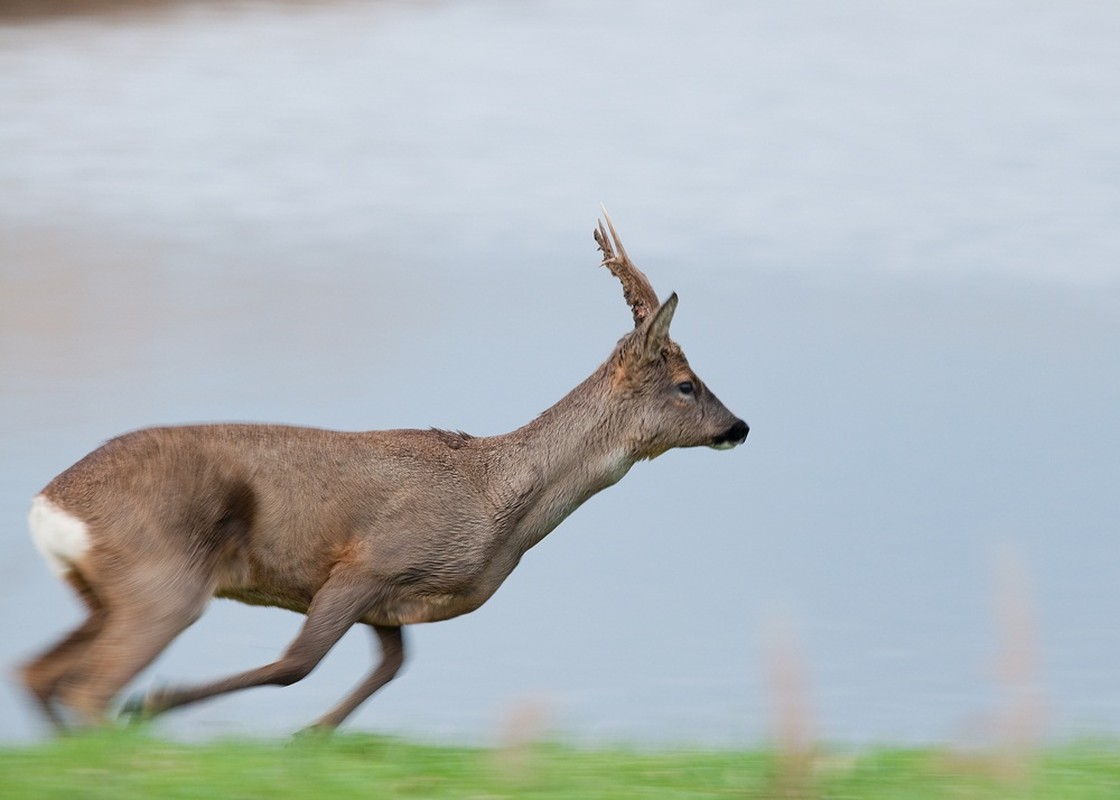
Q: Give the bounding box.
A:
[29,495,91,577]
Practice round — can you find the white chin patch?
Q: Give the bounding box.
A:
[29,495,91,577]
[709,440,740,451]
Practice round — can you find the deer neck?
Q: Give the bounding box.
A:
[489,362,636,553]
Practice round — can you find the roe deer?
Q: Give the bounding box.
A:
[20,213,749,733]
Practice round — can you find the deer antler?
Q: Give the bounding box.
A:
[595,208,660,327]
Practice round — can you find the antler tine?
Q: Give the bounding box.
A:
[595,207,660,327]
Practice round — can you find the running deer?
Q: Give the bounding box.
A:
[20,213,749,733]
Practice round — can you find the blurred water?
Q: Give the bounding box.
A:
[1,0,1118,746]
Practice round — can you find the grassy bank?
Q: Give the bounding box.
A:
[1,731,1117,799]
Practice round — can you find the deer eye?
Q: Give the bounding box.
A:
[677,380,694,396]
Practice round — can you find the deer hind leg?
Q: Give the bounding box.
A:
[55,566,213,726]
[19,570,106,730]
[134,568,384,720]
[304,624,405,732]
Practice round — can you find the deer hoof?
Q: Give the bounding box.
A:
[118,689,162,724]
[293,722,335,740]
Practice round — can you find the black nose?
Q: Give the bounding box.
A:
[715,419,749,446]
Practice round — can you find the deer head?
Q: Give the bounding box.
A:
[595,210,749,460]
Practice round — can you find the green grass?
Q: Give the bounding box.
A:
[0,730,1117,799]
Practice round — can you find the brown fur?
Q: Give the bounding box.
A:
[19,218,749,732]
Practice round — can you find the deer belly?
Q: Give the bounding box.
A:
[370,590,489,625]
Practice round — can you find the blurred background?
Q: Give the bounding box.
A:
[1,0,1117,747]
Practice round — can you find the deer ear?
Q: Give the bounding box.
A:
[640,292,678,359]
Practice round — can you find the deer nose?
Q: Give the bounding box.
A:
[712,419,749,449]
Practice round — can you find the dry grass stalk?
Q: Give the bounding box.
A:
[765,616,816,798]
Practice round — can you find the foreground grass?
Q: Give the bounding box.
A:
[0,730,1118,799]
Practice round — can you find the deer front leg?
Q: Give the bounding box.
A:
[300,624,404,733]
[126,570,384,720]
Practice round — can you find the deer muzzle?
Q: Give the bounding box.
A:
[710,419,749,450]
